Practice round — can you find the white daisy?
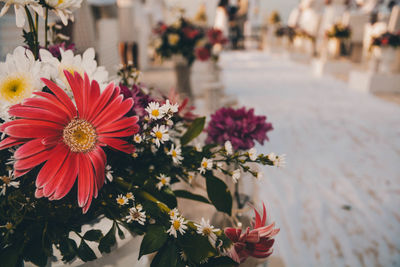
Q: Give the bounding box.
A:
[39,48,109,94]
[125,206,146,225]
[0,0,43,28]
[0,170,19,196]
[169,208,180,218]
[195,218,220,247]
[45,0,82,25]
[168,144,183,164]
[161,100,179,118]
[198,157,213,174]
[156,173,171,190]
[167,216,187,238]
[267,152,276,162]
[0,222,14,233]
[116,194,128,206]
[125,192,135,201]
[224,140,233,155]
[248,148,257,161]
[133,134,142,143]
[267,153,286,167]
[151,125,169,147]
[195,143,202,152]
[0,46,46,121]
[105,165,113,182]
[232,169,241,183]
[187,172,196,184]
[145,102,165,120]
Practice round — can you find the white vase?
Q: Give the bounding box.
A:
[172,55,193,100]
[372,46,400,74]
[327,38,341,59]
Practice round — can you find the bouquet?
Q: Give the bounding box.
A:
[325,23,351,39]
[371,31,400,49]
[274,25,296,42]
[194,28,228,62]
[0,1,282,266]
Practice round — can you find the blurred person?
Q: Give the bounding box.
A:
[215,0,230,37]
[117,0,138,67]
[236,0,248,49]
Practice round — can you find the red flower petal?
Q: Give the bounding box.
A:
[98,137,135,154]
[36,144,69,188]
[41,78,76,116]
[87,147,106,198]
[14,149,50,174]
[0,137,29,150]
[52,152,79,200]
[8,105,69,125]
[5,124,61,139]
[97,116,138,133]
[14,138,48,160]
[77,153,94,208]
[33,91,77,119]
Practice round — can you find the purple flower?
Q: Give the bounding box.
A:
[120,84,155,119]
[206,107,273,150]
[47,42,75,59]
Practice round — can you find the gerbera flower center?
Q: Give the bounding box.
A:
[155,131,163,139]
[173,220,181,230]
[0,74,31,104]
[63,118,97,152]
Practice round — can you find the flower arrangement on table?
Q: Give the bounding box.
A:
[370,31,400,49]
[0,1,282,266]
[274,25,296,42]
[194,28,228,62]
[268,11,281,25]
[325,23,351,40]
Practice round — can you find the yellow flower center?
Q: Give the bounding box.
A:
[155,131,163,140]
[151,109,160,117]
[126,193,133,199]
[5,222,13,230]
[63,118,97,153]
[173,220,181,230]
[202,227,212,235]
[117,198,126,205]
[0,176,11,185]
[0,74,32,104]
[202,161,208,168]
[170,211,175,217]
[172,150,177,157]
[161,178,167,185]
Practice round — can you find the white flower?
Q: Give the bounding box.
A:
[212,43,223,55]
[156,173,171,190]
[195,143,202,152]
[267,153,286,167]
[198,157,213,174]
[248,148,257,161]
[45,0,82,25]
[224,140,233,155]
[105,165,113,182]
[125,192,135,201]
[167,216,187,238]
[169,208,180,218]
[232,169,241,183]
[257,172,263,179]
[0,0,43,28]
[195,218,220,247]
[151,125,169,147]
[187,172,195,183]
[168,144,183,164]
[39,48,109,94]
[133,134,142,143]
[161,100,179,117]
[145,101,165,120]
[125,206,146,225]
[0,47,47,121]
[0,170,19,195]
[116,194,128,206]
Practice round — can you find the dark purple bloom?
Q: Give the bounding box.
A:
[206,107,273,150]
[47,42,75,59]
[119,84,155,119]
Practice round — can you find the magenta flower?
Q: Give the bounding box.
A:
[47,42,75,59]
[224,204,279,263]
[120,84,155,119]
[206,107,273,150]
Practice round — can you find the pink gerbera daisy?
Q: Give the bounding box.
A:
[0,71,139,213]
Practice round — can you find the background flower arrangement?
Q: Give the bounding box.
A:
[0,1,281,266]
[325,23,351,40]
[371,31,400,48]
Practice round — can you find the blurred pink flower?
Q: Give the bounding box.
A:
[224,204,279,263]
[206,107,273,150]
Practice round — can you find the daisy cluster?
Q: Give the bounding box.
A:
[116,192,146,225]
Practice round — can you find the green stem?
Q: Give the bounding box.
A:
[24,7,38,59]
[35,12,39,56]
[44,7,49,49]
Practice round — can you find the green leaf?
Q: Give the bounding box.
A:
[174,190,210,204]
[179,232,216,264]
[98,223,116,254]
[181,117,206,145]
[78,240,97,262]
[0,244,23,267]
[83,230,103,242]
[150,241,178,267]
[139,225,168,259]
[59,238,78,262]
[205,173,232,215]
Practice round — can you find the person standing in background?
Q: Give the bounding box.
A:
[117,0,138,67]
[215,0,230,37]
[236,0,249,49]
